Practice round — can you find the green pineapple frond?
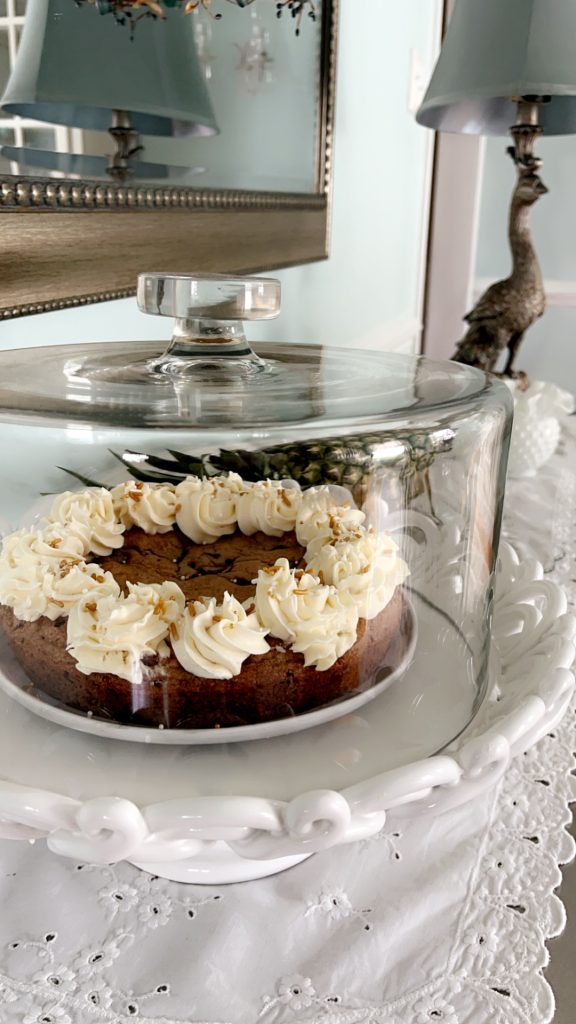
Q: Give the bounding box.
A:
[58,427,454,511]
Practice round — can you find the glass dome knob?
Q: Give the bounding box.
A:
[137,272,281,322]
[136,272,281,378]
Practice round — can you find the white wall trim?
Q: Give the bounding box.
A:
[421,0,487,362]
[474,278,576,308]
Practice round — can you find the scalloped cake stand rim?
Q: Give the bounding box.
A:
[0,542,573,884]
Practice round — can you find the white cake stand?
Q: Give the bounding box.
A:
[0,543,572,884]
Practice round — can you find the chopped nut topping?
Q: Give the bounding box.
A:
[169,622,180,640]
[85,601,97,614]
[48,539,61,549]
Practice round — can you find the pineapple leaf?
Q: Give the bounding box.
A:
[56,466,109,489]
[165,449,210,476]
[107,449,167,483]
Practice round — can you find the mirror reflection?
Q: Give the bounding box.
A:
[0,0,323,191]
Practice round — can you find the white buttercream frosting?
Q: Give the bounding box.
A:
[48,488,125,556]
[0,526,105,622]
[170,592,270,679]
[66,581,185,682]
[175,474,244,544]
[295,487,365,546]
[305,530,409,620]
[254,557,359,669]
[0,524,88,565]
[41,561,120,621]
[237,480,302,536]
[111,481,177,534]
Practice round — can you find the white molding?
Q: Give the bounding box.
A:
[421,0,487,362]
[475,278,576,309]
[423,134,486,361]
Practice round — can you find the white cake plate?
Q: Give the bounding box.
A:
[0,543,573,884]
[0,607,417,745]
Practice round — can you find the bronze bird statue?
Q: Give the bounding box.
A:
[453,160,548,385]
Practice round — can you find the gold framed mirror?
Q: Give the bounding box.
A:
[0,0,337,320]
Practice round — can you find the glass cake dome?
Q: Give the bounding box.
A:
[0,273,513,777]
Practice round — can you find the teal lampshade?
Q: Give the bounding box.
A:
[417,0,576,136]
[1,0,219,138]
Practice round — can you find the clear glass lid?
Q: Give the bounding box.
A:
[0,273,495,429]
[0,273,514,762]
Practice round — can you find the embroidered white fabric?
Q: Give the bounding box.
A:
[0,430,575,1024]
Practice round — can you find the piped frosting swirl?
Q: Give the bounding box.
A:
[170,592,270,679]
[66,581,185,682]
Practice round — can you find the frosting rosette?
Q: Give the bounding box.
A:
[170,592,270,679]
[111,481,177,534]
[254,557,359,669]
[237,480,302,537]
[0,527,101,621]
[41,560,120,621]
[48,488,125,556]
[66,581,185,682]
[175,474,244,544]
[295,487,365,546]
[305,530,409,620]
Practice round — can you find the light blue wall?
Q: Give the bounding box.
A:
[475,134,576,393]
[0,1,440,355]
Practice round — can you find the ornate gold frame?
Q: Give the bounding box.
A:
[0,0,337,320]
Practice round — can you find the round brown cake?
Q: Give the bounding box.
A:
[0,525,411,729]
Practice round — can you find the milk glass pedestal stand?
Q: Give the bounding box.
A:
[0,541,571,884]
[0,273,566,883]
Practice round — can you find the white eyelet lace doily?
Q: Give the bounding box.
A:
[0,431,575,1024]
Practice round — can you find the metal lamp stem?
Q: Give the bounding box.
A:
[508,96,546,173]
[107,108,145,181]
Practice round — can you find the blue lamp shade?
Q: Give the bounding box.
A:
[1,0,219,138]
[416,0,576,136]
